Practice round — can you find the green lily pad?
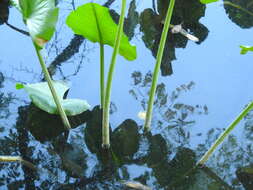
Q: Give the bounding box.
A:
[16,81,90,116]
[240,45,253,55]
[200,0,219,4]
[19,0,58,47]
[66,3,137,61]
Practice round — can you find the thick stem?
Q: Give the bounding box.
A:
[100,44,105,108]
[102,0,127,148]
[34,44,71,130]
[197,101,253,165]
[144,0,175,131]
[91,3,105,108]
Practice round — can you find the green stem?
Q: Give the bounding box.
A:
[100,43,105,108]
[34,44,71,130]
[144,0,175,131]
[197,101,253,165]
[102,0,127,148]
[91,3,105,108]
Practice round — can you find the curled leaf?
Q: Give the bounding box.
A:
[17,81,90,116]
[19,0,58,48]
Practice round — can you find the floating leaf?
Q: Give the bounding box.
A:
[17,81,90,116]
[200,0,219,4]
[66,3,136,61]
[240,45,253,55]
[19,0,58,47]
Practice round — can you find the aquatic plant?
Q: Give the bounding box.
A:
[197,102,253,165]
[66,3,136,110]
[144,0,175,131]
[16,82,90,116]
[11,0,73,130]
[66,2,136,148]
[196,0,253,165]
[11,0,89,130]
[102,0,128,148]
[240,45,253,54]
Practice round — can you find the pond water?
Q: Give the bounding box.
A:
[0,0,253,189]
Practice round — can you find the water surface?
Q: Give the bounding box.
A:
[0,0,253,189]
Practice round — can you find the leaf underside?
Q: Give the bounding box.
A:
[19,0,58,47]
[18,81,90,116]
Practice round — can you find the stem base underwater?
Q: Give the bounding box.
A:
[102,0,127,148]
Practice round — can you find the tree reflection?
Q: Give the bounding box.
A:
[130,71,208,145]
[1,99,252,189]
[110,0,139,41]
[223,0,253,29]
[84,109,199,189]
[140,0,209,76]
[0,0,9,25]
[194,111,253,190]
[0,72,15,120]
[1,0,253,189]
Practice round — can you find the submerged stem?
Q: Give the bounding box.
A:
[0,156,37,171]
[102,0,127,148]
[144,0,175,131]
[91,3,105,108]
[34,44,71,130]
[197,101,253,165]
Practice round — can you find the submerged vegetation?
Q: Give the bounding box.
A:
[0,0,253,189]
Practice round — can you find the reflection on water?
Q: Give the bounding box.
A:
[0,0,253,189]
[224,0,253,29]
[0,0,9,25]
[140,0,208,76]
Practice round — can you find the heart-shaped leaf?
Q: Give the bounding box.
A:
[19,0,58,47]
[16,81,90,116]
[66,3,137,61]
[240,45,253,55]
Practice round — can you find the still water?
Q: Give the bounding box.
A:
[0,0,253,189]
